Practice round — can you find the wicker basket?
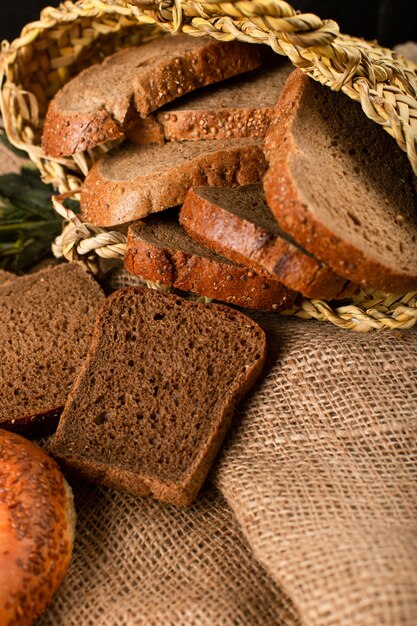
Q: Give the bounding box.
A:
[1,0,416,331]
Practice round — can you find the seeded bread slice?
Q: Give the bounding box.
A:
[180,184,355,299]
[124,214,296,311]
[263,70,417,293]
[126,62,292,144]
[81,139,267,226]
[0,263,104,437]
[42,35,261,158]
[0,269,15,285]
[50,286,267,505]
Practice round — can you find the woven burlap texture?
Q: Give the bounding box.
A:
[34,313,417,626]
[38,483,298,626]
[216,315,417,626]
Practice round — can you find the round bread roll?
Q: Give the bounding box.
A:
[0,429,76,626]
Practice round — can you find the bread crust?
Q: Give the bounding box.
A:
[126,107,273,144]
[0,430,75,626]
[50,287,267,505]
[0,270,15,286]
[42,38,261,158]
[125,62,293,145]
[42,102,129,159]
[125,223,296,311]
[263,70,417,293]
[180,187,355,299]
[81,141,268,226]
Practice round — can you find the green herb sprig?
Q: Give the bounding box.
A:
[0,165,65,273]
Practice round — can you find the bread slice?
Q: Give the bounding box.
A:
[0,263,104,437]
[180,184,355,299]
[124,213,296,311]
[81,139,267,226]
[263,70,417,293]
[49,286,267,505]
[126,62,293,144]
[42,35,261,158]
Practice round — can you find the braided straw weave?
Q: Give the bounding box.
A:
[1,0,417,331]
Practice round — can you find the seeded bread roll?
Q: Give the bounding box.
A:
[81,139,267,226]
[263,70,417,293]
[0,269,15,285]
[124,214,296,311]
[126,63,292,144]
[0,429,76,626]
[180,184,356,300]
[0,263,104,436]
[42,35,261,157]
[50,286,267,505]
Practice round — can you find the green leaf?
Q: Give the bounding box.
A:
[0,165,72,272]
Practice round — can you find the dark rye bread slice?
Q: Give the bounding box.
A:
[263,69,417,293]
[124,214,296,311]
[49,286,267,505]
[126,62,293,144]
[42,35,261,158]
[0,263,104,437]
[180,184,355,300]
[81,139,267,226]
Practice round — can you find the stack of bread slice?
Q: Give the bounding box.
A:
[2,262,268,505]
[43,35,417,307]
[263,70,417,294]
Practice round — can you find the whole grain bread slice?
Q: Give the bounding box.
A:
[126,62,292,144]
[0,269,15,285]
[0,263,104,437]
[263,69,417,293]
[124,213,296,311]
[42,35,261,158]
[49,286,267,505]
[180,184,356,299]
[81,139,267,226]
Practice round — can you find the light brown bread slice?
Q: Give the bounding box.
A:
[180,184,356,300]
[124,214,296,311]
[263,69,417,293]
[81,139,267,226]
[42,35,261,158]
[0,269,15,285]
[0,263,104,437]
[49,286,267,505]
[126,62,292,144]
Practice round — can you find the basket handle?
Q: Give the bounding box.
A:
[128,0,340,48]
[51,191,127,275]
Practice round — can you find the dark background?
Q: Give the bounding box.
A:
[1,1,416,47]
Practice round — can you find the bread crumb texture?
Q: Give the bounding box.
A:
[0,264,104,435]
[51,287,266,505]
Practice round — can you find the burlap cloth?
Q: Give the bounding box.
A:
[0,146,416,625]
